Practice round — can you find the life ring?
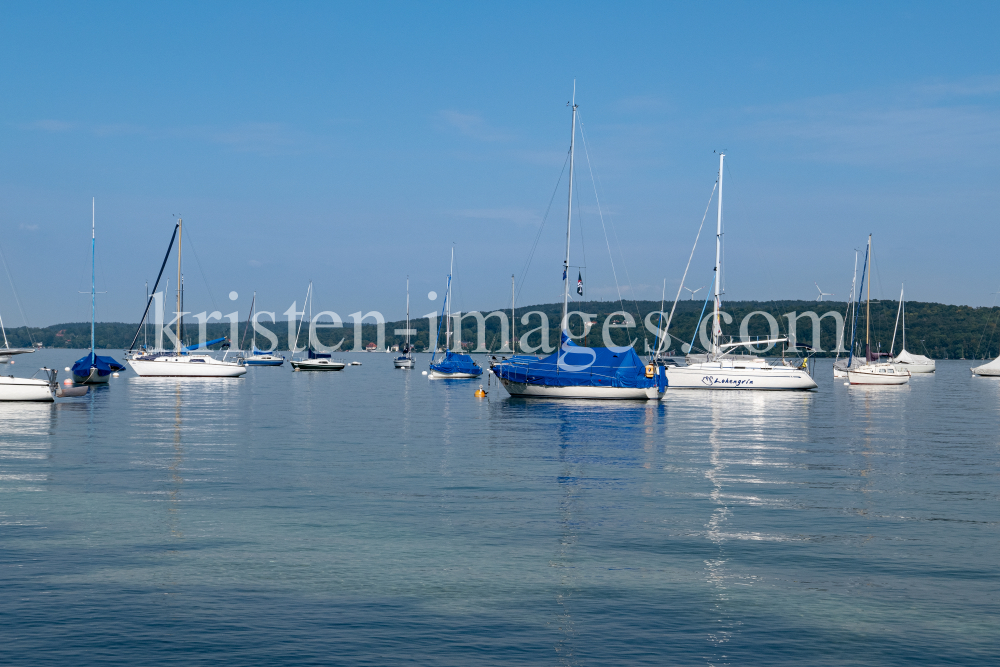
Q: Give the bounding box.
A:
[645,364,655,378]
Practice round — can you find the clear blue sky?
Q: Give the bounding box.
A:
[2,2,998,326]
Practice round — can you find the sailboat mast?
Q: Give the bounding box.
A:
[902,287,906,352]
[866,234,871,360]
[511,274,515,353]
[176,218,183,353]
[405,277,410,351]
[562,83,577,331]
[446,247,453,351]
[890,284,904,356]
[712,153,724,356]
[91,197,96,357]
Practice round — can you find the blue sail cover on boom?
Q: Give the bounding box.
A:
[71,351,126,379]
[430,350,482,376]
[492,332,655,389]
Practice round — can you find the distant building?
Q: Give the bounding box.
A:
[365,342,377,351]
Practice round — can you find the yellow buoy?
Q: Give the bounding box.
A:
[475,385,487,398]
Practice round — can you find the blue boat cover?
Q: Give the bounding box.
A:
[430,350,482,376]
[184,337,228,351]
[71,351,126,378]
[492,332,655,389]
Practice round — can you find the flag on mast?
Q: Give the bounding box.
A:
[576,271,583,296]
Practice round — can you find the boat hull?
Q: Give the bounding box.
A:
[428,370,481,379]
[128,356,247,378]
[290,359,346,371]
[394,357,414,369]
[244,356,285,366]
[0,376,56,401]
[847,364,910,385]
[897,362,935,374]
[665,364,817,390]
[497,377,657,399]
[72,367,112,384]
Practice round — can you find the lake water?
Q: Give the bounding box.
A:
[1,351,998,665]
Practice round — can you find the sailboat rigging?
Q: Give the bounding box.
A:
[241,291,285,366]
[290,281,346,371]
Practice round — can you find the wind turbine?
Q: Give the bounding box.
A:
[684,285,705,300]
[815,282,833,301]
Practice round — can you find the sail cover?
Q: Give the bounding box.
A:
[71,351,126,378]
[430,350,481,375]
[894,349,933,365]
[492,333,655,389]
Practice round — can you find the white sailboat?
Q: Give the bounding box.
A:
[394,278,414,369]
[289,282,346,371]
[847,235,909,386]
[833,251,862,378]
[888,285,935,373]
[126,218,247,378]
[664,153,817,391]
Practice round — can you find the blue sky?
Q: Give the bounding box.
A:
[1,2,998,326]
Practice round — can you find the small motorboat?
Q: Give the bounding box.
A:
[349,361,362,366]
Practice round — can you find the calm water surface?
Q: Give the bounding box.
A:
[1,352,998,665]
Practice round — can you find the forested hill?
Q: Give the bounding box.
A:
[6,299,1000,359]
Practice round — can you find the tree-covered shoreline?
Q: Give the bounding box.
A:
[7,299,1000,359]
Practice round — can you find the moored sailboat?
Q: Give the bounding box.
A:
[847,235,909,386]
[490,87,660,399]
[72,199,126,384]
[289,282,346,371]
[663,153,817,391]
[125,218,246,378]
[428,249,482,379]
[889,285,935,374]
[240,292,285,366]
[394,278,414,369]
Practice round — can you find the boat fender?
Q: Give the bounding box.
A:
[112,372,119,378]
[645,364,655,379]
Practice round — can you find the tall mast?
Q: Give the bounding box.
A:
[446,247,453,351]
[175,218,183,353]
[712,153,725,356]
[901,285,906,352]
[91,197,96,357]
[405,277,410,352]
[866,234,871,361]
[511,274,516,353]
[562,82,578,331]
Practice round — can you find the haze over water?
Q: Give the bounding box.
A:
[2,352,998,665]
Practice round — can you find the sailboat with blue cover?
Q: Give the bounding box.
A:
[240,292,285,366]
[489,87,663,399]
[72,200,125,384]
[428,249,482,379]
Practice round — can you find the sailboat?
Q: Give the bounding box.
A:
[394,278,414,369]
[0,270,59,399]
[290,282,346,371]
[490,88,660,399]
[240,292,285,366]
[834,250,866,378]
[126,218,247,378]
[888,285,935,373]
[663,153,817,391]
[72,200,126,384]
[847,235,909,385]
[428,248,482,379]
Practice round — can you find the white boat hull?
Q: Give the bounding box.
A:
[394,357,414,369]
[496,377,658,399]
[896,362,935,374]
[847,363,909,385]
[0,376,56,401]
[665,363,817,390]
[291,359,346,371]
[428,370,481,379]
[128,355,247,378]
